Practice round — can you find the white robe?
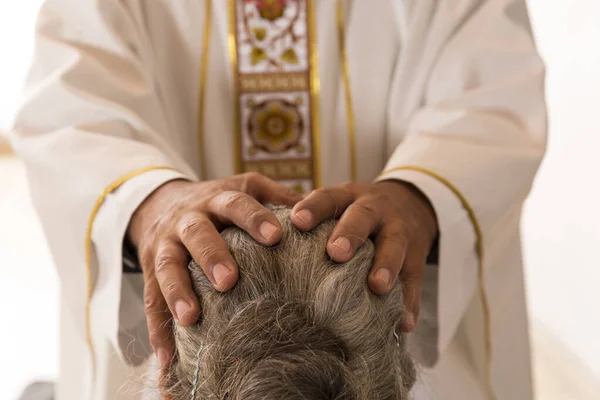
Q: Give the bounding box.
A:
[10,0,546,399]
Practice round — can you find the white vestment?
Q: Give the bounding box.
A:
[10,0,547,399]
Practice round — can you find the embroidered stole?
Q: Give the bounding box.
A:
[229,0,320,192]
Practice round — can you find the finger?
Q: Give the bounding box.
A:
[291,184,355,231]
[235,172,303,206]
[368,222,408,295]
[143,269,175,370]
[399,251,426,333]
[158,367,175,400]
[209,190,283,245]
[178,213,239,292]
[326,200,381,263]
[154,240,201,326]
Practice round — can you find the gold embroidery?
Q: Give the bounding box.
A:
[337,0,357,182]
[253,27,267,41]
[240,72,308,93]
[248,99,304,153]
[307,0,321,188]
[228,0,242,175]
[245,159,312,180]
[377,165,496,400]
[85,166,179,390]
[281,47,300,64]
[255,0,286,21]
[197,0,212,180]
[230,0,320,191]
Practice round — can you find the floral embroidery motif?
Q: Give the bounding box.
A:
[238,0,306,73]
[244,0,288,22]
[247,99,304,153]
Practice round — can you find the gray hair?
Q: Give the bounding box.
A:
[163,206,415,399]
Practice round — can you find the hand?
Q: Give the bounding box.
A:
[290,180,438,332]
[127,172,302,369]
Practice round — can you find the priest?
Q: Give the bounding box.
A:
[10,0,546,399]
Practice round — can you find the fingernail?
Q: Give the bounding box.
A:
[294,209,313,226]
[259,221,278,241]
[212,263,231,287]
[157,347,169,369]
[333,237,351,253]
[174,300,190,324]
[374,268,392,287]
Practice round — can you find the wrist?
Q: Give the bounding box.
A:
[377,180,439,240]
[127,179,190,247]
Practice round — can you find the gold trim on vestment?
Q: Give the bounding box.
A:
[228,0,242,175]
[307,0,321,188]
[85,166,179,389]
[336,0,357,182]
[378,165,496,400]
[197,0,212,180]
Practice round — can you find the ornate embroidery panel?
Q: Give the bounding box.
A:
[231,0,319,193]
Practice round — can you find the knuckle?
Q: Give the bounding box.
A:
[138,247,154,271]
[161,279,180,299]
[316,187,336,203]
[340,181,356,192]
[337,221,360,237]
[143,292,161,313]
[223,191,249,211]
[152,218,171,238]
[240,172,263,193]
[246,207,269,226]
[179,217,207,239]
[377,253,400,271]
[197,244,226,266]
[179,219,200,238]
[302,188,316,201]
[355,202,378,219]
[242,171,262,182]
[382,222,407,241]
[148,330,166,349]
[154,253,178,274]
[381,233,408,250]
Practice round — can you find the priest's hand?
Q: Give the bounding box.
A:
[290,180,438,332]
[127,172,302,369]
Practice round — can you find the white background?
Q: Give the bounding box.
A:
[525,0,600,381]
[1,1,599,399]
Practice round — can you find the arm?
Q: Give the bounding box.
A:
[376,0,546,360]
[10,0,195,367]
[10,1,301,377]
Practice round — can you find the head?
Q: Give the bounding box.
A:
[163,206,415,399]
